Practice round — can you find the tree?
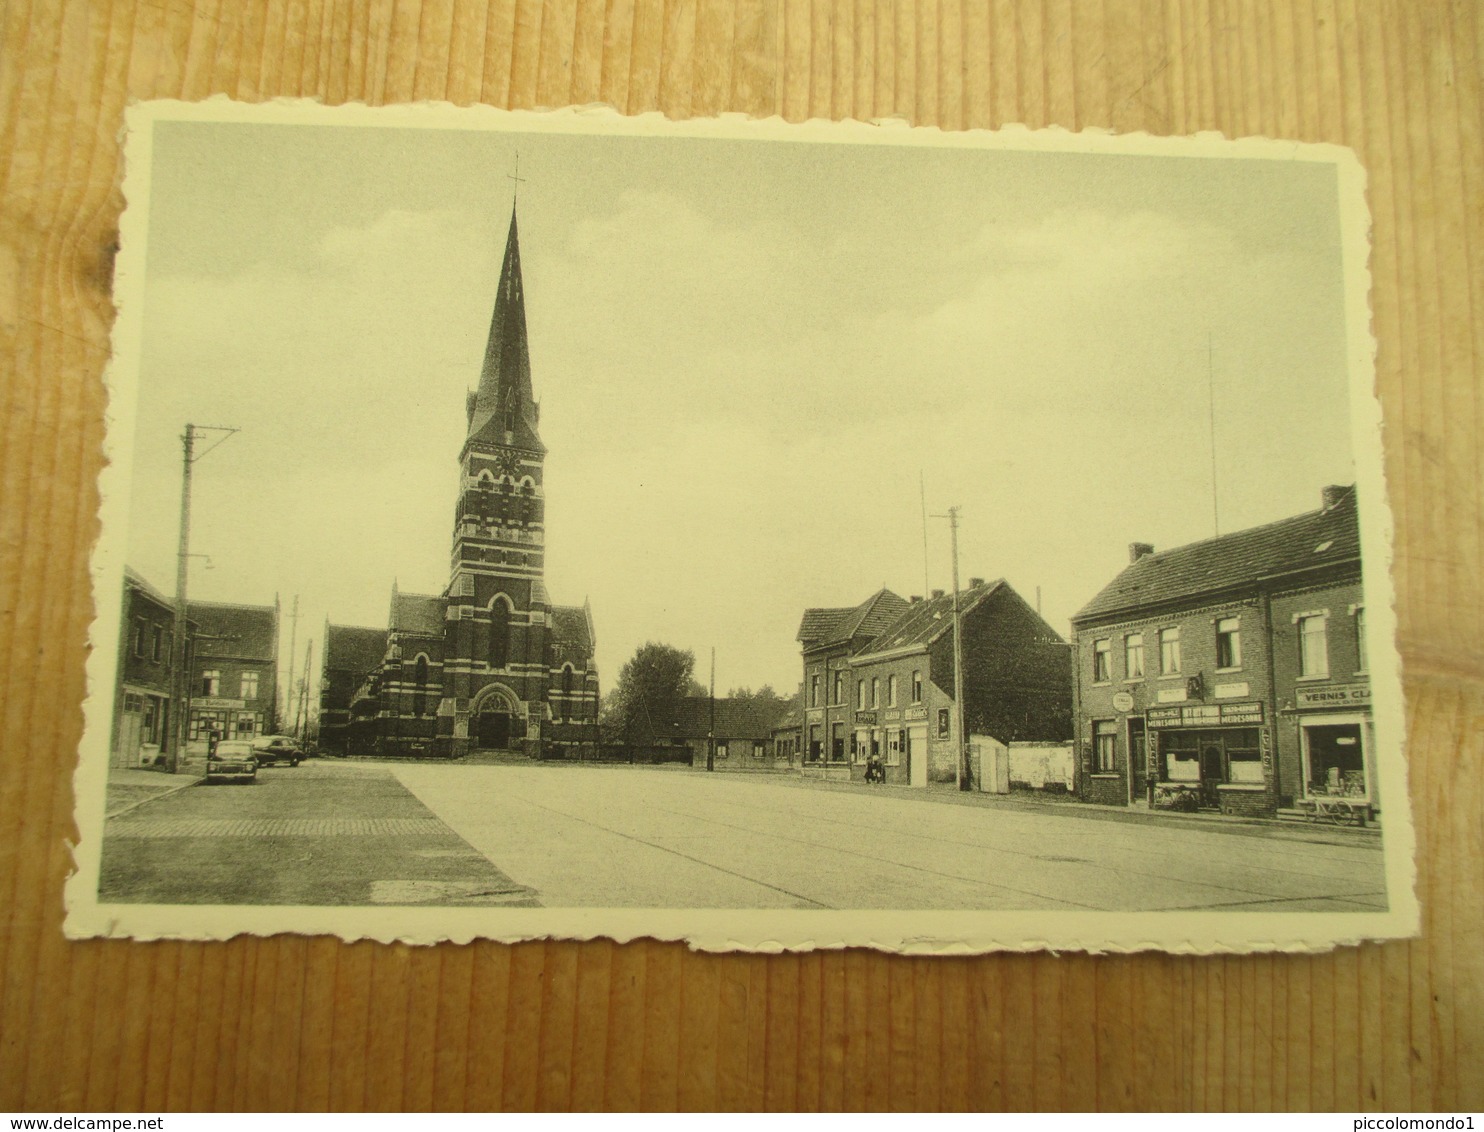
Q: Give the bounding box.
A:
[603,642,700,741]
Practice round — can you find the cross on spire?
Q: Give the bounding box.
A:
[508,153,526,201]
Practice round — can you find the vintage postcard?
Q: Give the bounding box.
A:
[67,100,1416,952]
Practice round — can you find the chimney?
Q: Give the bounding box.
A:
[1321,484,1349,510]
[910,595,923,604]
[969,577,985,588]
[1129,542,1154,564]
[931,589,945,599]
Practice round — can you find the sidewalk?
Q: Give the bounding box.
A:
[105,766,202,818]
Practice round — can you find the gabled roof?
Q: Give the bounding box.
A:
[124,566,172,611]
[187,600,277,661]
[324,624,388,675]
[390,591,445,637]
[550,604,593,656]
[1074,487,1361,623]
[798,588,909,649]
[857,579,1006,656]
[668,697,789,740]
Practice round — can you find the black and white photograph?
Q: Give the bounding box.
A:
[68,102,1414,951]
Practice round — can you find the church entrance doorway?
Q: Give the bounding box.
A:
[476,708,513,750]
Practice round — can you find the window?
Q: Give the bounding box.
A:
[1092,638,1111,683]
[131,620,145,658]
[753,741,765,759]
[887,675,897,707]
[1094,720,1117,773]
[1124,633,1144,679]
[832,671,843,704]
[152,625,164,662]
[871,677,879,708]
[857,679,866,709]
[1354,607,1368,673]
[235,713,256,738]
[715,741,728,760]
[1298,614,1329,677]
[489,599,511,668]
[888,728,905,767]
[1159,627,1181,675]
[808,724,822,760]
[1215,617,1242,669]
[201,669,220,697]
[240,671,259,700]
[809,673,820,707]
[911,670,922,703]
[830,722,845,762]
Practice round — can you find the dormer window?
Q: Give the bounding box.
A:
[504,405,517,432]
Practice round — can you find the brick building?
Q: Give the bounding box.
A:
[1070,485,1374,818]
[185,598,280,744]
[331,205,601,758]
[111,567,188,768]
[318,622,388,754]
[799,580,1072,786]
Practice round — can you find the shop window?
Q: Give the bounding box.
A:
[240,671,259,700]
[1354,607,1368,673]
[1216,617,1242,669]
[851,731,862,761]
[937,708,950,738]
[1304,722,1366,796]
[911,670,922,703]
[808,724,822,761]
[1092,638,1111,683]
[1124,633,1144,679]
[1094,720,1117,772]
[830,723,845,762]
[1159,627,1181,675]
[887,675,897,707]
[1298,614,1328,677]
[235,714,256,738]
[201,669,220,697]
[889,729,905,767]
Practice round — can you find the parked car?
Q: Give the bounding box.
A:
[205,739,258,784]
[251,734,304,767]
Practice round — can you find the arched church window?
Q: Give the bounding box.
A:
[561,665,574,719]
[489,598,511,669]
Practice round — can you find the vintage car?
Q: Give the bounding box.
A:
[251,734,304,767]
[205,739,258,784]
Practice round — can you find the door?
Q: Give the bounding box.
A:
[1199,741,1224,808]
[908,724,927,787]
[116,711,141,768]
[1127,718,1147,803]
[477,709,512,750]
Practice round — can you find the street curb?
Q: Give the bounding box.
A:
[106,774,203,820]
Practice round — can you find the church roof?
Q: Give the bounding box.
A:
[1073,486,1361,624]
[466,207,545,456]
[187,600,277,661]
[324,624,388,675]
[550,605,593,655]
[390,591,445,637]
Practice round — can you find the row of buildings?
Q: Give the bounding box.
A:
[111,568,281,768]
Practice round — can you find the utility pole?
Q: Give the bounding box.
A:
[285,594,299,733]
[294,638,313,741]
[932,504,970,791]
[707,646,716,772]
[166,423,238,773]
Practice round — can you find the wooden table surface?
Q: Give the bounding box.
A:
[2,0,1481,1112]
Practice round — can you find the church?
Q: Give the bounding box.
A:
[320,205,601,759]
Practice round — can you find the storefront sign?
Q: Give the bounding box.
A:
[1146,701,1265,728]
[1157,686,1188,703]
[855,711,878,725]
[1295,682,1371,709]
[193,697,246,710]
[905,707,928,722]
[1214,682,1250,699]
[1111,691,1134,712]
[884,708,901,721]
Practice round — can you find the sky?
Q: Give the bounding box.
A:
[121,113,1359,708]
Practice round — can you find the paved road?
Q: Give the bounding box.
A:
[389,764,1389,912]
[99,761,536,906]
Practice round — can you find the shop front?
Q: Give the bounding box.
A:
[1146,700,1276,816]
[1295,682,1374,804]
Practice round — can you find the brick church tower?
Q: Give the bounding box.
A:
[326,204,601,759]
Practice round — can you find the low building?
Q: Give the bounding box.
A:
[185,599,280,743]
[799,580,1072,786]
[111,568,188,769]
[618,696,793,770]
[1070,485,1373,818]
[319,622,389,754]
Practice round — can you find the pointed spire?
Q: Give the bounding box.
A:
[467,205,544,453]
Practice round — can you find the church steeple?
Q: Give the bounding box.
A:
[466,206,544,455]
